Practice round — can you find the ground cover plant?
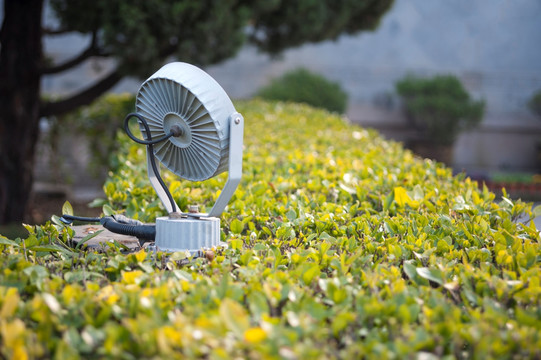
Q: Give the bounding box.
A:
[0,99,540,359]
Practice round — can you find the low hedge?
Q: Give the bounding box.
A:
[257,68,348,114]
[0,99,540,359]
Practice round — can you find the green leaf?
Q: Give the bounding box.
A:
[302,264,320,285]
[416,267,444,285]
[247,291,270,319]
[436,239,450,252]
[230,219,243,234]
[103,204,114,216]
[403,261,421,283]
[24,235,40,248]
[229,238,243,251]
[32,245,64,253]
[64,270,105,283]
[532,204,541,219]
[169,251,188,261]
[412,184,424,201]
[0,237,19,247]
[42,293,61,314]
[501,196,514,207]
[76,229,104,250]
[219,298,249,336]
[286,209,297,221]
[23,265,49,278]
[62,201,74,216]
[106,239,129,251]
[383,190,394,212]
[339,183,356,195]
[88,198,106,208]
[51,215,64,226]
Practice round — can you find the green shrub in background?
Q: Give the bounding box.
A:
[58,93,136,174]
[0,99,540,359]
[257,68,348,113]
[396,75,485,146]
[529,89,541,119]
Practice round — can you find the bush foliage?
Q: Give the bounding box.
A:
[396,75,485,145]
[529,89,541,119]
[58,93,136,174]
[257,68,348,113]
[1,99,540,359]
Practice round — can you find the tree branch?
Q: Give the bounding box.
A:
[42,26,70,35]
[40,68,122,117]
[40,30,109,74]
[40,45,107,75]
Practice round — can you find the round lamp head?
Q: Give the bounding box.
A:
[136,62,236,181]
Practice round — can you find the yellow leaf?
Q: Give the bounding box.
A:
[86,283,100,292]
[1,287,19,319]
[122,270,144,285]
[157,325,182,353]
[13,344,28,360]
[393,187,418,208]
[244,327,267,343]
[1,318,26,348]
[97,285,113,300]
[96,285,120,305]
[134,249,147,263]
[394,187,410,207]
[62,284,78,303]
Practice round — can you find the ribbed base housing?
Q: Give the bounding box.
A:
[155,216,220,253]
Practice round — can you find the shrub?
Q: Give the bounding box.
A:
[396,75,485,145]
[0,99,539,359]
[257,68,348,113]
[59,92,136,173]
[528,89,541,119]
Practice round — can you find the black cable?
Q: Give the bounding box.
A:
[61,214,156,242]
[100,216,155,241]
[60,214,101,224]
[123,112,178,213]
[124,112,176,145]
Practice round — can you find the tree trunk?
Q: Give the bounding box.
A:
[0,0,43,224]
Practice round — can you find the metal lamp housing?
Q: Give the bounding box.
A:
[135,62,244,253]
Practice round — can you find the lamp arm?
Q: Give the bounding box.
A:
[207,113,244,218]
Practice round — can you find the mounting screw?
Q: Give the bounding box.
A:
[188,205,200,213]
[234,117,241,125]
[170,124,184,137]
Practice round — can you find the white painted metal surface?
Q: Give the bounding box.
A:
[155,216,221,253]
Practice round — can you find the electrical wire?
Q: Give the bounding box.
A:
[100,216,155,241]
[124,112,176,145]
[123,112,178,213]
[60,215,101,224]
[60,214,156,241]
